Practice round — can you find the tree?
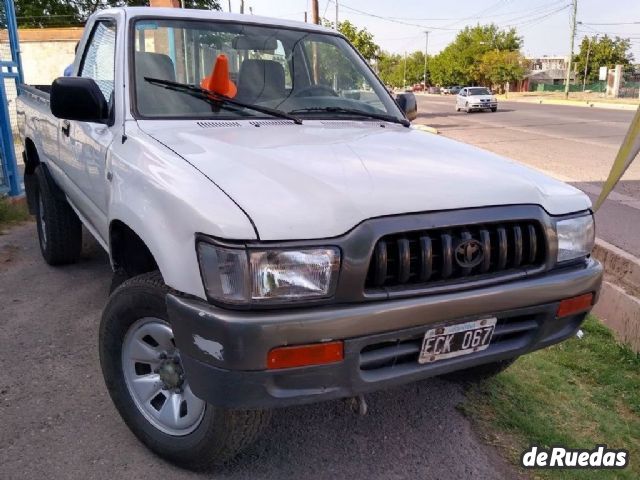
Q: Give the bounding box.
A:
[574,35,633,83]
[377,51,429,88]
[337,20,379,62]
[14,0,81,27]
[14,0,221,27]
[474,50,528,90]
[429,24,522,86]
[322,19,380,63]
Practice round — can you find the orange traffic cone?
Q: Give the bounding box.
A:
[200,54,237,98]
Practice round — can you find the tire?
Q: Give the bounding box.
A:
[491,107,497,112]
[465,102,471,113]
[99,272,271,470]
[455,105,460,112]
[35,165,82,265]
[441,358,515,383]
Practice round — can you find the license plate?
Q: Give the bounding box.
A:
[418,317,497,364]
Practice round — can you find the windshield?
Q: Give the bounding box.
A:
[468,87,491,96]
[132,19,400,120]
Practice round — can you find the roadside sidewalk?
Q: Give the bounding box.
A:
[415,92,638,111]
[495,93,638,111]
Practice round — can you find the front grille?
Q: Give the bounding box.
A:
[359,314,540,373]
[365,221,546,290]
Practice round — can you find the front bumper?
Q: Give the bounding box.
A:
[168,259,602,409]
[470,102,497,109]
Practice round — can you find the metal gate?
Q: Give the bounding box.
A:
[0,0,22,196]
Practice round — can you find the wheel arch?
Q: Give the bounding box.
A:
[109,219,161,280]
[23,137,41,213]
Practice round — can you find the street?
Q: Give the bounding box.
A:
[415,95,640,256]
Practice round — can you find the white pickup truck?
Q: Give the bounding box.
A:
[17,7,602,469]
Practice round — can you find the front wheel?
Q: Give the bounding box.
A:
[491,107,497,112]
[99,272,271,469]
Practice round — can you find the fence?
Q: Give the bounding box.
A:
[530,82,606,93]
[0,0,22,196]
[619,71,640,99]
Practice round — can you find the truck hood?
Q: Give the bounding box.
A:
[138,120,590,240]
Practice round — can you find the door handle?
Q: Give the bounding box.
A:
[61,120,71,137]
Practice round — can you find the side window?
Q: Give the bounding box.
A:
[460,89,466,96]
[80,20,116,103]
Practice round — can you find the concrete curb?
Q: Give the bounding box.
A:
[592,282,640,353]
[412,124,439,135]
[593,238,640,291]
[591,238,640,352]
[498,97,638,111]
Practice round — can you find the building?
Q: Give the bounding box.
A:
[526,55,575,86]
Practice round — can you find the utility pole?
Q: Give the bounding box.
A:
[423,31,429,90]
[240,0,244,14]
[311,0,320,24]
[335,0,339,30]
[564,0,577,99]
[304,11,307,22]
[403,51,407,91]
[227,0,231,12]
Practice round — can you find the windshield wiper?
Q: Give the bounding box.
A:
[288,106,410,127]
[144,77,303,125]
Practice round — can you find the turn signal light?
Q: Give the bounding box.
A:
[556,293,594,318]
[267,341,344,369]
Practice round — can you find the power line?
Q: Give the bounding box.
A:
[579,21,640,26]
[382,0,566,22]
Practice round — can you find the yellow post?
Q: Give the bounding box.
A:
[594,105,640,210]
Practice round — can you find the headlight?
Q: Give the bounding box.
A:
[197,242,340,304]
[556,215,595,263]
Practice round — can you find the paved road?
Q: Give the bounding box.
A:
[415,95,640,256]
[0,223,518,480]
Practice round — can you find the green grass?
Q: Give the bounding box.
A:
[463,316,640,479]
[0,196,29,229]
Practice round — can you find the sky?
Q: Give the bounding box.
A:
[231,0,640,61]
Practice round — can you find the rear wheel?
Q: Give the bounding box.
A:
[100,272,271,470]
[491,107,497,112]
[35,166,82,265]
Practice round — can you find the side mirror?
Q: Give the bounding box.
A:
[395,92,417,121]
[51,77,109,124]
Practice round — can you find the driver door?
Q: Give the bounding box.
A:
[57,19,117,241]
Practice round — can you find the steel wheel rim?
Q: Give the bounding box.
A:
[122,317,205,436]
[38,194,47,250]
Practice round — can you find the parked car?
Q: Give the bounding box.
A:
[456,86,498,112]
[428,85,441,94]
[449,85,462,95]
[441,86,453,95]
[17,7,601,469]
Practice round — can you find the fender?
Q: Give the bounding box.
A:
[107,127,257,298]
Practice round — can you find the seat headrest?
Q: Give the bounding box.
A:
[237,59,286,104]
[135,52,176,83]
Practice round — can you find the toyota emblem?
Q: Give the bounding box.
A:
[455,239,484,268]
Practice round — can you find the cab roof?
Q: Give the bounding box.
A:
[94,7,335,34]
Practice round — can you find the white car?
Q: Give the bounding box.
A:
[17,7,601,468]
[456,87,498,112]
